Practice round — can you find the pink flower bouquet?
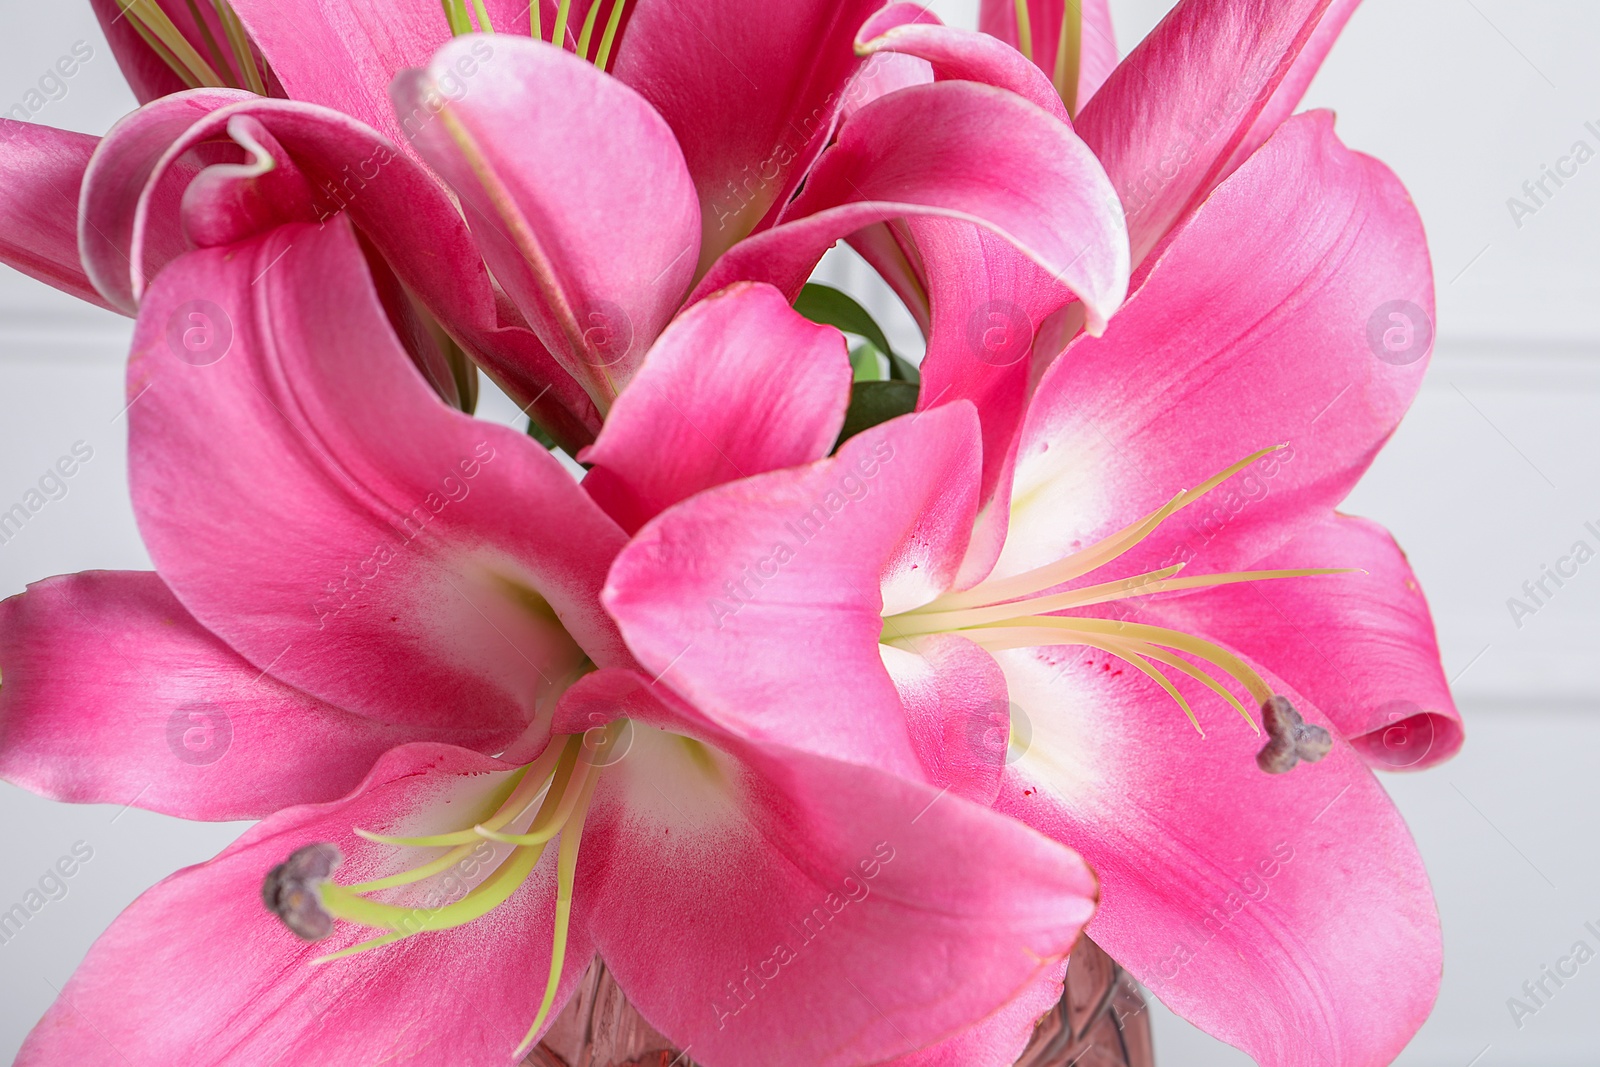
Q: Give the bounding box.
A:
[0,1,1457,1065]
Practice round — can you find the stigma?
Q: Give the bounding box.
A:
[882,447,1346,771]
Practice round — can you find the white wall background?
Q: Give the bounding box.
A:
[1,2,1598,1063]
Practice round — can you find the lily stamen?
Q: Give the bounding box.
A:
[263,726,625,1057]
[1053,0,1083,117]
[883,449,1350,742]
[116,0,270,93]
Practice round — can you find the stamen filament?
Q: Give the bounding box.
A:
[1115,638,1255,728]
[441,0,474,35]
[892,565,1185,636]
[593,0,628,70]
[471,0,495,32]
[182,0,240,88]
[932,446,1285,611]
[964,617,1272,708]
[211,0,266,93]
[1072,634,1202,734]
[552,0,574,50]
[122,15,201,89]
[120,0,228,87]
[352,732,574,849]
[474,745,597,846]
[531,0,542,41]
[317,839,542,937]
[1053,0,1082,117]
[1012,0,1035,63]
[515,763,600,1057]
[575,0,604,60]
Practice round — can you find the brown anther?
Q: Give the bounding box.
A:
[1256,695,1333,774]
[262,842,342,941]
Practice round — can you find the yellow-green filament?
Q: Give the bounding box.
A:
[1074,633,1201,734]
[120,0,228,86]
[592,0,628,70]
[122,14,200,89]
[1012,0,1035,63]
[441,0,473,35]
[1121,639,1256,728]
[211,0,266,94]
[471,0,495,32]
[1053,0,1082,117]
[552,0,574,49]
[475,752,594,846]
[932,446,1286,611]
[182,0,239,88]
[531,0,542,41]
[314,840,542,951]
[514,765,600,1058]
[967,617,1273,710]
[575,0,605,60]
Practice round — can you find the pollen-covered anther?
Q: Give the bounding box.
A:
[262,842,343,941]
[1256,695,1333,774]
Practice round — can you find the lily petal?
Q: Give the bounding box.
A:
[393,36,701,409]
[856,7,1071,122]
[82,88,597,445]
[880,962,1070,1067]
[580,282,850,533]
[128,218,627,739]
[224,0,447,146]
[0,571,481,821]
[17,743,591,1066]
[1077,0,1359,264]
[569,675,1099,1067]
[604,404,983,779]
[1143,513,1462,771]
[996,646,1441,1067]
[612,0,886,271]
[696,80,1128,339]
[979,0,1119,112]
[79,87,254,314]
[882,632,1011,806]
[0,120,116,311]
[995,111,1432,583]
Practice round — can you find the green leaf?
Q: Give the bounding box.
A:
[796,283,922,384]
[850,342,886,382]
[886,350,921,385]
[526,418,558,450]
[835,380,919,449]
[795,283,893,352]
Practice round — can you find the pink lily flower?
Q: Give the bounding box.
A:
[843,0,1464,765]
[698,0,1385,521]
[603,104,1457,1066]
[3,214,1100,1065]
[2,0,1129,455]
